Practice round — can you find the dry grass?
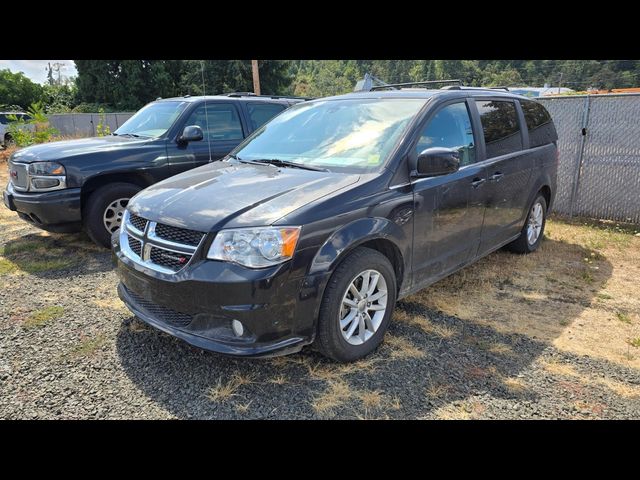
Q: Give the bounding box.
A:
[207,373,254,403]
[268,374,289,385]
[503,377,528,394]
[311,379,352,414]
[407,216,640,369]
[394,309,457,338]
[425,380,451,399]
[384,334,426,359]
[432,400,486,420]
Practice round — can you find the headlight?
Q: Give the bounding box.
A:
[27,162,66,192]
[207,226,301,268]
[28,162,65,176]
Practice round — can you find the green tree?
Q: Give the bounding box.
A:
[0,69,44,110]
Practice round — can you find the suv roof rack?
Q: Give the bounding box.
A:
[370,79,462,91]
[224,92,313,101]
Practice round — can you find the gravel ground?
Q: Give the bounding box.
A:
[1,212,639,419]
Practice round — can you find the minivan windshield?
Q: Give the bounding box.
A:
[233,98,427,173]
[114,101,188,138]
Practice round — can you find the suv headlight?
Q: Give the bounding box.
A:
[207,226,301,268]
[27,162,66,192]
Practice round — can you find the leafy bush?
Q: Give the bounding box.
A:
[6,101,59,147]
[95,108,111,137]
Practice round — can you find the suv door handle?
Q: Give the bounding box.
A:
[471,177,486,188]
[490,172,504,182]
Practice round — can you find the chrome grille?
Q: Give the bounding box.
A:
[120,210,205,274]
[8,160,28,190]
[125,286,193,327]
[128,236,142,257]
[129,213,147,232]
[154,223,204,246]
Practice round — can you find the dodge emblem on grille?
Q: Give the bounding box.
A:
[10,170,17,178]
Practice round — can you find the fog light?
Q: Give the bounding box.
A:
[231,320,244,337]
[31,177,60,189]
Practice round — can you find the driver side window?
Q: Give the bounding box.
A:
[416,102,476,166]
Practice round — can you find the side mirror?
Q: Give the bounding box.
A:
[412,147,460,177]
[178,125,204,144]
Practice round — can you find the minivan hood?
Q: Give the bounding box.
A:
[10,135,148,163]
[129,161,360,231]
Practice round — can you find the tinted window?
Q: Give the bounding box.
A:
[521,100,557,148]
[476,100,522,158]
[416,102,476,166]
[247,103,285,130]
[185,103,244,141]
[0,114,7,124]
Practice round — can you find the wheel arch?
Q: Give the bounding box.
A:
[309,217,410,296]
[80,172,153,212]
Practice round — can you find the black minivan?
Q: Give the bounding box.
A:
[113,87,558,362]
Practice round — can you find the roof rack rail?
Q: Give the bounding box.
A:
[224,92,313,101]
[370,79,462,91]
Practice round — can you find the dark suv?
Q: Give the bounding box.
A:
[113,87,558,362]
[3,94,304,247]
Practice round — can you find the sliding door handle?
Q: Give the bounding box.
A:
[489,172,504,182]
[471,178,486,188]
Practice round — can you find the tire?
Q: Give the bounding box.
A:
[83,183,141,248]
[506,194,547,254]
[315,247,397,362]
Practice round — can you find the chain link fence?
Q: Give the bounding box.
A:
[538,93,640,224]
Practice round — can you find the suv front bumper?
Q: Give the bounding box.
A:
[3,182,82,233]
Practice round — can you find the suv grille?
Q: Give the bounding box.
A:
[121,211,205,274]
[8,160,28,190]
[125,286,193,327]
[129,213,147,232]
[155,223,204,246]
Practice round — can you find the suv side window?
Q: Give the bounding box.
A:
[247,103,286,130]
[520,100,557,148]
[184,103,244,141]
[475,100,522,158]
[416,102,476,166]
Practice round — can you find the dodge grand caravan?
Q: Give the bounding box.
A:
[113,86,558,362]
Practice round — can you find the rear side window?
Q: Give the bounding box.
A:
[475,100,523,158]
[247,103,286,130]
[520,100,557,148]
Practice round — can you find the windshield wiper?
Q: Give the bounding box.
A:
[251,158,329,172]
[228,154,273,167]
[113,132,139,138]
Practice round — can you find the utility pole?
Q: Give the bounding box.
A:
[557,72,563,94]
[252,60,261,96]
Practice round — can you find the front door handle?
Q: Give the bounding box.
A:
[471,177,486,188]
[490,172,504,182]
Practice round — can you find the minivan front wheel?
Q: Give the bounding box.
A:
[507,194,548,254]
[316,247,397,362]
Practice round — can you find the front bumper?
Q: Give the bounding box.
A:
[113,234,330,358]
[3,182,82,233]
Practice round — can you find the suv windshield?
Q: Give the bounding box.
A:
[114,101,188,138]
[233,98,427,173]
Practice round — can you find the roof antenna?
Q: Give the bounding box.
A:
[201,60,213,162]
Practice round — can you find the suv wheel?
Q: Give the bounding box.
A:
[506,194,547,254]
[315,247,397,362]
[84,183,141,248]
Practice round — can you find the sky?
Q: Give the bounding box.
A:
[0,60,77,84]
